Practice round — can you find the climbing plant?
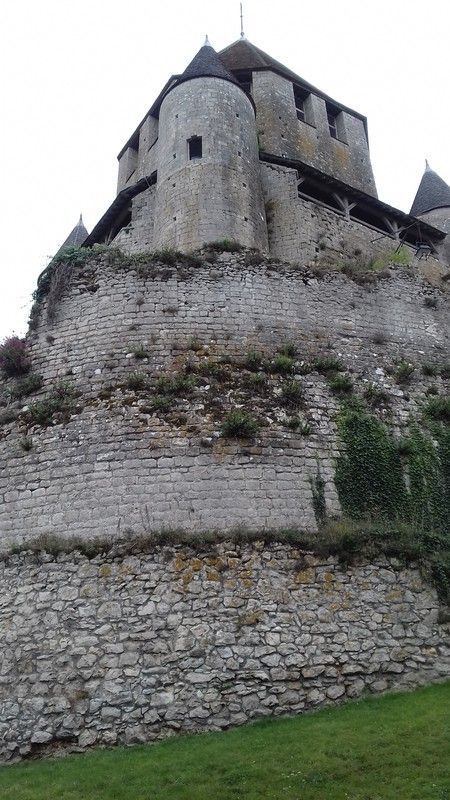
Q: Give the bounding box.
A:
[335,401,407,520]
[407,425,447,533]
[334,401,449,600]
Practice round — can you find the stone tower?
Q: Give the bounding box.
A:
[410,162,450,263]
[84,37,448,265]
[152,41,268,252]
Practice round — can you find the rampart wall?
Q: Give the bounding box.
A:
[1,543,448,762]
[0,246,448,762]
[0,251,448,548]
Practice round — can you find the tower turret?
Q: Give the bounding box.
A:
[410,162,450,263]
[55,214,88,256]
[152,41,268,252]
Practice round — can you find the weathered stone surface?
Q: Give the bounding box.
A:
[0,544,448,762]
[0,255,447,546]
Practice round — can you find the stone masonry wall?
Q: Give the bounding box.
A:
[113,185,157,254]
[253,71,377,196]
[0,252,447,547]
[261,161,447,266]
[28,255,448,391]
[1,542,448,762]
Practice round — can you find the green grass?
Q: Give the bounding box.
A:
[1,683,449,799]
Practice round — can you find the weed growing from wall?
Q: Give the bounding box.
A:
[328,374,353,394]
[27,382,80,427]
[310,470,326,526]
[280,380,304,407]
[270,355,295,375]
[9,373,43,399]
[424,397,450,422]
[221,410,259,439]
[204,240,244,253]
[0,337,30,378]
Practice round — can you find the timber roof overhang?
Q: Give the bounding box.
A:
[83,174,157,247]
[260,151,446,245]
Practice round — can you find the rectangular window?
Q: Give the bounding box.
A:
[294,86,310,123]
[188,136,202,160]
[234,70,252,95]
[326,103,340,139]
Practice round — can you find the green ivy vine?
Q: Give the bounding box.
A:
[334,401,449,601]
[335,401,407,520]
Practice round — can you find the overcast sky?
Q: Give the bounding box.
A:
[1,0,449,340]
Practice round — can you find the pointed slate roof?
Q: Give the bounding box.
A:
[410,163,450,216]
[219,38,301,79]
[56,215,88,255]
[175,42,240,89]
[218,39,367,129]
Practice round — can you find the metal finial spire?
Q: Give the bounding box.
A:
[204,34,212,47]
[240,2,245,38]
[425,159,431,171]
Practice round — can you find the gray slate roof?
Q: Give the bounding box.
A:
[218,39,367,128]
[178,44,239,87]
[219,38,301,78]
[410,164,450,216]
[56,215,88,254]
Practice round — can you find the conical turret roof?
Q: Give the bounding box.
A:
[56,214,88,255]
[410,163,450,216]
[173,42,240,90]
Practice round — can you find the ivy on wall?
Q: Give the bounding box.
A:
[334,400,449,600]
[407,425,447,533]
[335,401,407,521]
[335,401,449,533]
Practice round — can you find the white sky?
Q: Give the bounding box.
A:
[1,0,449,340]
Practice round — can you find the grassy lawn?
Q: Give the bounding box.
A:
[0,683,448,800]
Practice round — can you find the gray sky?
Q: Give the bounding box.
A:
[1,0,449,340]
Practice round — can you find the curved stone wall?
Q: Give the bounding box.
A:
[28,253,448,390]
[1,543,448,762]
[0,252,448,547]
[154,77,268,251]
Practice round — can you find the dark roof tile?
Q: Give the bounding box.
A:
[56,215,88,255]
[410,164,450,216]
[178,43,239,87]
[218,39,366,127]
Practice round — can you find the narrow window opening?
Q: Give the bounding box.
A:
[234,69,252,95]
[294,86,310,123]
[326,102,340,139]
[188,136,202,160]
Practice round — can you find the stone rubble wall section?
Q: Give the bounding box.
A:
[0,255,444,545]
[1,544,448,762]
[28,256,446,392]
[0,410,339,545]
[113,186,157,255]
